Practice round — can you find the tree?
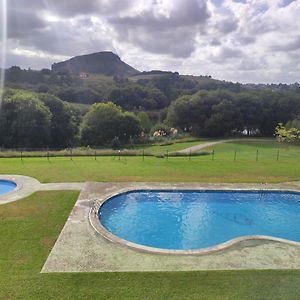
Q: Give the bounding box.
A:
[167,90,228,136]
[120,112,142,140]
[204,100,241,136]
[53,87,101,104]
[38,93,79,147]
[81,102,142,146]
[137,112,152,133]
[286,118,300,130]
[274,123,300,143]
[0,91,51,148]
[236,93,262,135]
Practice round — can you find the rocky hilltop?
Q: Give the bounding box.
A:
[52,51,139,76]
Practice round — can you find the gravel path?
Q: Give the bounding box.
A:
[174,138,272,154]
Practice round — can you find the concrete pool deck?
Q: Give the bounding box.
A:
[41,181,300,273]
[0,175,84,204]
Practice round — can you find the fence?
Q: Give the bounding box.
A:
[0,145,299,162]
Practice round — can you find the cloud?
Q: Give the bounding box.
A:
[44,0,134,17]
[271,35,300,52]
[6,2,47,39]
[211,46,244,62]
[214,18,238,34]
[109,0,210,58]
[3,0,300,83]
[18,17,114,57]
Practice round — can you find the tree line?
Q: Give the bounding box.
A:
[167,90,300,137]
[0,89,142,149]
[1,87,300,149]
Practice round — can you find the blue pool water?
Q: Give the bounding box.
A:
[99,190,300,250]
[0,180,16,195]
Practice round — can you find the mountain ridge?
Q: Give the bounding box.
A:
[51,51,140,77]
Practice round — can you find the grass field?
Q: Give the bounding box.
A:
[1,191,299,300]
[0,140,300,183]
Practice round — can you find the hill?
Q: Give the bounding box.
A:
[51,51,139,76]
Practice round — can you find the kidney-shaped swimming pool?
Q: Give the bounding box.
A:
[98,190,300,251]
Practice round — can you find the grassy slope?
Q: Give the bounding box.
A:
[0,140,300,183]
[0,191,299,300]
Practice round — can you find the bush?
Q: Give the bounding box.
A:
[150,123,171,137]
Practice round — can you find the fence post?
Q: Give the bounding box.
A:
[118,150,121,161]
[212,149,215,161]
[166,150,169,161]
[256,149,259,162]
[234,150,237,161]
[94,149,97,160]
[276,149,280,161]
[47,147,50,161]
[142,149,145,161]
[70,148,73,160]
[189,149,191,161]
[20,149,23,162]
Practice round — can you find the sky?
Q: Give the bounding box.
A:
[1,0,300,83]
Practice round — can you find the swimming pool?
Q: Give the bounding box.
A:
[98,190,300,251]
[0,180,17,195]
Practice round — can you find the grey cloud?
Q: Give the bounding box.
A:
[6,2,47,39]
[210,38,221,46]
[236,35,256,46]
[18,19,114,57]
[109,0,210,58]
[215,18,238,34]
[219,47,243,59]
[238,57,267,71]
[43,0,133,17]
[7,0,132,18]
[5,52,55,69]
[5,0,131,42]
[5,1,114,60]
[280,0,296,8]
[211,46,244,63]
[247,17,280,36]
[3,0,300,83]
[270,36,300,52]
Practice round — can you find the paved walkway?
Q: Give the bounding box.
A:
[174,138,272,154]
[0,174,84,205]
[39,182,85,191]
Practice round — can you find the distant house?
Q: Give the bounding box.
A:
[79,72,89,78]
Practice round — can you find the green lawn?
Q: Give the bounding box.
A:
[1,191,299,299]
[206,140,300,162]
[1,140,300,183]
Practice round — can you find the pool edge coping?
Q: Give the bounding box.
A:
[89,186,300,255]
[0,175,39,204]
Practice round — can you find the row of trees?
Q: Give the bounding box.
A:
[167,90,300,137]
[1,87,300,149]
[0,89,143,148]
[0,90,79,148]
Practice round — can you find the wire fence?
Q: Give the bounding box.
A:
[0,145,300,162]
